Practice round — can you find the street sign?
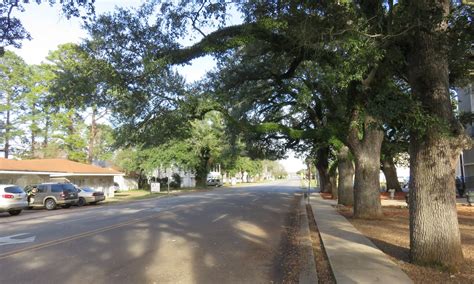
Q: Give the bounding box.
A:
[151,182,160,193]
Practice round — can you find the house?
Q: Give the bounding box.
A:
[457,84,474,190]
[150,166,196,188]
[113,175,139,191]
[0,158,124,197]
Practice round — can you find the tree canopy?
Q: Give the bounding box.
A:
[2,0,472,270]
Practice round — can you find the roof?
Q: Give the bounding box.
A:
[0,158,123,176]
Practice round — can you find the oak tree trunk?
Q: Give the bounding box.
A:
[406,0,466,269]
[196,147,210,187]
[381,155,401,192]
[409,137,464,270]
[337,145,354,206]
[316,146,334,193]
[348,112,383,219]
[317,166,333,194]
[330,171,338,199]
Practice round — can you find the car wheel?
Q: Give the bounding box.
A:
[77,198,86,207]
[61,204,71,208]
[8,210,22,216]
[45,199,57,210]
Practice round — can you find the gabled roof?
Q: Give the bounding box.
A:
[0,158,123,176]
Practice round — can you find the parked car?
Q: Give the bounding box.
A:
[24,183,79,210]
[467,190,474,206]
[76,187,105,206]
[0,184,28,216]
[206,178,222,187]
[402,176,464,196]
[402,183,409,193]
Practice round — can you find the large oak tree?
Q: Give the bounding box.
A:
[83,0,472,269]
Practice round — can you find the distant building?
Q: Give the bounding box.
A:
[113,175,139,191]
[150,165,196,188]
[0,158,124,197]
[457,84,474,189]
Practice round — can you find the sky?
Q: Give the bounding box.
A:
[6,1,305,172]
[281,152,306,173]
[8,1,215,82]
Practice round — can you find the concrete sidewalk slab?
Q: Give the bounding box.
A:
[309,194,412,284]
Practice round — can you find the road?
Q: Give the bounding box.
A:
[0,180,304,283]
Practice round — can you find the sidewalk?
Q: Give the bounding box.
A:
[309,194,413,283]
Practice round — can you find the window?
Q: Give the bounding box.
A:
[37,185,48,193]
[4,186,24,193]
[62,184,76,193]
[51,184,63,193]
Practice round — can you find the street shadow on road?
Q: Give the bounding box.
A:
[1,185,304,283]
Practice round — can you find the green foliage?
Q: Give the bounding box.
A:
[50,109,88,162]
[113,148,147,176]
[90,124,115,162]
[229,157,262,177]
[447,4,474,86]
[265,160,287,178]
[0,51,29,156]
[45,43,128,122]
[141,141,199,173]
[170,173,182,188]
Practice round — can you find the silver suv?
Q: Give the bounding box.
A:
[0,184,28,216]
[24,183,79,210]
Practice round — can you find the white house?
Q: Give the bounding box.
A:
[113,175,139,191]
[150,166,196,188]
[0,158,124,197]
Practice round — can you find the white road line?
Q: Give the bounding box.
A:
[212,214,228,223]
[0,233,36,246]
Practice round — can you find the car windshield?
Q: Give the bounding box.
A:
[81,188,95,192]
[62,184,77,192]
[4,186,24,193]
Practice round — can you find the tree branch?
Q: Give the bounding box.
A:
[189,0,208,37]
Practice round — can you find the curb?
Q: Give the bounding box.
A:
[299,196,319,284]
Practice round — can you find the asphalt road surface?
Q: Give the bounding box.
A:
[0,180,304,284]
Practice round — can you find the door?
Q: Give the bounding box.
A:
[32,185,48,205]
